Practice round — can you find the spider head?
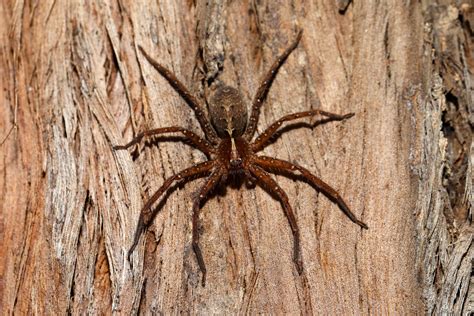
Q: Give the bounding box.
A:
[208,84,248,138]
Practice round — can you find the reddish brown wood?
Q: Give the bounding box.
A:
[1,0,472,314]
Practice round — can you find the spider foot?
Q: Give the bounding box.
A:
[127,238,139,263]
[293,243,303,275]
[127,247,134,264]
[113,144,127,150]
[356,218,369,230]
[294,256,304,275]
[193,242,207,287]
[127,218,146,263]
[201,271,207,287]
[342,112,355,120]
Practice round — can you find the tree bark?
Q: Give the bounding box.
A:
[1,0,472,314]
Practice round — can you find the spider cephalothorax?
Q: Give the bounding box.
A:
[115,30,368,286]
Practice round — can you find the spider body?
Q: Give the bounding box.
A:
[115,30,367,286]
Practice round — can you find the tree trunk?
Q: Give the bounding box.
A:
[1,0,472,314]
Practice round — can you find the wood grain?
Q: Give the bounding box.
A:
[1,0,472,314]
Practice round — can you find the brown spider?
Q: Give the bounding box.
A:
[115,30,368,285]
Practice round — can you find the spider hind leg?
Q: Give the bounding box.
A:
[254,156,368,229]
[192,168,224,286]
[248,164,303,275]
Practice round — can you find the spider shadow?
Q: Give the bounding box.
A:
[194,171,253,204]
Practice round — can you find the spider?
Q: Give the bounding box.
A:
[115,30,368,286]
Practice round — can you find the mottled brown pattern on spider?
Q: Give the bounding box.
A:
[114,30,368,286]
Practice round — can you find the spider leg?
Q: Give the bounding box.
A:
[191,167,224,286]
[128,161,215,260]
[254,156,368,229]
[138,46,219,144]
[243,30,303,141]
[113,126,215,156]
[251,110,354,152]
[247,164,303,275]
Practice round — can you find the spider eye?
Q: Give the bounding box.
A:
[230,158,243,168]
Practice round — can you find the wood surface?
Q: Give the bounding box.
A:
[1,0,472,314]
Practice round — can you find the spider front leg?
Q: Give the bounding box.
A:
[251,110,354,152]
[138,46,219,144]
[248,164,303,275]
[191,167,224,286]
[127,161,216,260]
[244,30,303,141]
[254,156,368,229]
[113,126,215,156]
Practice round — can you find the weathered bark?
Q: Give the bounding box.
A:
[1,0,472,314]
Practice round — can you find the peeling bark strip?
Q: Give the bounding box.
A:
[0,1,472,314]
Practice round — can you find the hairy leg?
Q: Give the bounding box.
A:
[254,156,368,229]
[248,164,303,275]
[192,167,224,286]
[114,126,215,156]
[128,161,216,260]
[138,46,219,144]
[251,110,354,152]
[243,30,303,141]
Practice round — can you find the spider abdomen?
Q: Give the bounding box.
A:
[208,85,248,138]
